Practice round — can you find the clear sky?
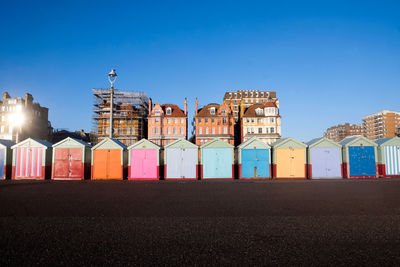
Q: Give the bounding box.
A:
[0,0,399,141]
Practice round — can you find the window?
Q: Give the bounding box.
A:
[199,127,202,134]
[224,127,228,134]
[221,109,227,115]
[212,127,215,134]
[247,128,250,134]
[174,118,177,124]
[198,118,201,123]
[258,128,262,134]
[210,107,216,115]
[173,127,176,134]
[251,118,255,123]
[205,118,208,123]
[155,118,159,123]
[127,128,131,135]
[271,117,275,123]
[258,119,262,124]
[246,118,250,123]
[180,127,184,134]
[255,108,263,115]
[211,118,215,123]
[205,127,209,134]
[266,128,269,133]
[251,127,254,133]
[0,126,4,133]
[167,127,171,134]
[181,118,184,123]
[155,110,161,115]
[270,127,275,133]
[223,118,227,124]
[166,107,172,115]
[132,128,135,135]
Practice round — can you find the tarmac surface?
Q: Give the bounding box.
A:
[1,178,400,266]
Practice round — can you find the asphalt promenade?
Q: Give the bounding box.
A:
[1,179,400,266]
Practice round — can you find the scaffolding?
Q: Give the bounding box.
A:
[92,88,149,145]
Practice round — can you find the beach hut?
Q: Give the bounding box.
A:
[164,138,198,180]
[272,138,307,179]
[128,139,160,180]
[306,137,342,179]
[0,139,15,179]
[340,136,378,178]
[375,137,400,178]
[11,138,52,180]
[52,137,92,180]
[200,138,234,179]
[238,137,271,179]
[91,138,127,180]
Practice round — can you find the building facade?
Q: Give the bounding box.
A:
[92,89,148,146]
[147,99,188,146]
[363,110,400,140]
[223,90,279,120]
[324,123,364,142]
[194,99,235,146]
[0,92,52,142]
[241,103,281,145]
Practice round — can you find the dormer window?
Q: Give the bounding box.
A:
[210,107,216,115]
[155,109,161,116]
[255,108,263,115]
[166,107,172,115]
[221,109,227,115]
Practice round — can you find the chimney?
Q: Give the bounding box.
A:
[195,98,198,115]
[184,97,187,115]
[2,92,10,102]
[25,93,33,107]
[149,98,152,114]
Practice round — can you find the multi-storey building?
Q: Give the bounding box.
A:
[241,103,281,145]
[92,89,148,146]
[363,110,400,140]
[0,92,52,142]
[223,90,279,120]
[324,123,364,142]
[147,98,188,146]
[194,99,235,146]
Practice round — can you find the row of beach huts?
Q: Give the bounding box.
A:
[0,135,399,180]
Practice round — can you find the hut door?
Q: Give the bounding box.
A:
[289,148,296,177]
[54,149,70,178]
[16,147,43,178]
[384,146,400,175]
[242,149,269,178]
[203,148,231,179]
[180,148,196,179]
[131,149,157,179]
[0,148,5,178]
[69,148,82,178]
[349,146,376,176]
[311,147,341,178]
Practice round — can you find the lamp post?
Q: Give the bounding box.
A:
[108,69,117,138]
[9,105,24,143]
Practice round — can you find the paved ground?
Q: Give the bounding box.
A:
[1,179,400,266]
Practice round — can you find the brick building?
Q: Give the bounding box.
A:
[241,103,281,145]
[363,110,400,140]
[147,99,187,146]
[194,99,235,146]
[0,92,52,142]
[324,123,364,142]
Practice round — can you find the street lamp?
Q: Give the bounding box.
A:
[8,106,25,143]
[108,69,117,138]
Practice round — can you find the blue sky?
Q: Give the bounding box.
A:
[0,0,399,141]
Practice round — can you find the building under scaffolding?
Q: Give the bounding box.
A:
[93,89,149,146]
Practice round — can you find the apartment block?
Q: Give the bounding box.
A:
[0,92,52,142]
[324,123,364,142]
[363,110,400,140]
[92,89,148,146]
[194,99,235,146]
[241,103,281,145]
[148,98,188,146]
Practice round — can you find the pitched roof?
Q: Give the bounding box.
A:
[151,104,186,117]
[196,103,231,117]
[0,139,16,147]
[242,103,277,117]
[306,137,341,148]
[52,137,91,148]
[339,135,377,146]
